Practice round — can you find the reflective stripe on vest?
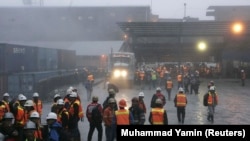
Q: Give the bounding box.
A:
[207,92,218,105]
[69,100,84,118]
[2,100,10,112]
[176,94,187,107]
[33,100,42,116]
[115,109,130,125]
[151,108,164,125]
[166,81,173,89]
[15,106,26,126]
[57,108,69,126]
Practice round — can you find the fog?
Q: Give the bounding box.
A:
[0,0,250,55]
[0,0,250,20]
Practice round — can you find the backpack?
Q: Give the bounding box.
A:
[91,104,102,123]
[203,93,209,106]
[9,98,18,115]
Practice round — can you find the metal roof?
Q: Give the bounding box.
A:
[117,21,250,62]
[117,21,250,37]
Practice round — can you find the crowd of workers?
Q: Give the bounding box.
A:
[0,64,246,141]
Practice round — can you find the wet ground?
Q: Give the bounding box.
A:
[40,78,250,140]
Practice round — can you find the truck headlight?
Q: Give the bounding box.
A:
[114,70,121,77]
[113,69,128,78]
[121,70,127,77]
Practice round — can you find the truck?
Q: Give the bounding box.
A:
[107,51,136,88]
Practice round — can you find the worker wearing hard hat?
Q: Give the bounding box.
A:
[150,87,166,108]
[23,120,38,141]
[174,87,187,124]
[32,92,43,118]
[0,112,18,140]
[149,98,168,125]
[46,112,62,141]
[113,99,134,125]
[129,97,145,125]
[103,98,116,141]
[103,89,118,111]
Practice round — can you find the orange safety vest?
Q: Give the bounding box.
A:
[57,108,69,126]
[0,105,5,121]
[176,94,187,107]
[88,74,94,81]
[139,71,145,80]
[2,100,10,112]
[115,109,130,125]
[25,110,37,123]
[177,75,182,82]
[166,80,173,89]
[34,127,43,140]
[151,108,164,125]
[207,93,218,105]
[33,100,43,116]
[69,99,84,119]
[15,105,26,127]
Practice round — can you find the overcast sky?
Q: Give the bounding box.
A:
[0,0,250,20]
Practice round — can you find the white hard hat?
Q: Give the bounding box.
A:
[3,93,9,97]
[178,87,184,92]
[54,94,61,99]
[24,120,36,130]
[33,92,39,97]
[30,111,40,118]
[18,94,27,101]
[57,99,64,105]
[156,87,161,91]
[241,69,244,72]
[155,98,163,104]
[138,92,144,97]
[66,88,73,94]
[69,86,74,90]
[46,112,57,120]
[69,92,77,98]
[209,86,215,91]
[3,112,14,119]
[24,100,34,107]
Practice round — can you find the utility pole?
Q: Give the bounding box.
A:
[184,3,187,21]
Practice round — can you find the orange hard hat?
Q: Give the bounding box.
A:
[118,99,127,107]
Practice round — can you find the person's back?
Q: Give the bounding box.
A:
[150,87,166,108]
[114,99,134,125]
[129,97,145,125]
[149,98,168,125]
[103,89,118,111]
[86,96,103,141]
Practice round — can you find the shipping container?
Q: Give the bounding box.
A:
[4,43,38,72]
[0,43,38,73]
[7,70,75,99]
[0,43,64,73]
[58,49,76,70]
[37,48,58,71]
[0,74,8,98]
